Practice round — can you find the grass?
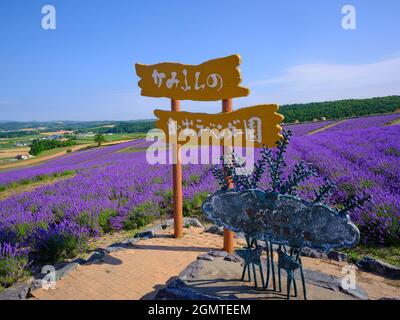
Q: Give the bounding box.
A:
[75,133,146,144]
[0,170,75,199]
[343,245,400,266]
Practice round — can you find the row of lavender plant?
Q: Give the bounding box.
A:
[321,113,400,133]
[283,120,335,136]
[0,139,148,187]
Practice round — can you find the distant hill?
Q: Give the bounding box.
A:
[1,96,399,133]
[280,95,400,123]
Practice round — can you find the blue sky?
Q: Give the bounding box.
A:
[0,0,399,121]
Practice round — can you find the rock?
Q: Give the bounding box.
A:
[197,254,214,261]
[179,260,205,280]
[155,279,225,300]
[356,256,400,279]
[135,229,156,239]
[0,282,30,300]
[122,237,139,246]
[161,220,173,229]
[327,251,348,262]
[55,262,80,281]
[224,254,243,263]
[29,279,43,291]
[183,217,203,228]
[302,269,369,300]
[301,247,328,259]
[205,225,223,236]
[208,250,228,258]
[339,286,369,300]
[104,245,126,253]
[86,251,106,264]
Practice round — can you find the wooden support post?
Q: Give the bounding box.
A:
[222,98,234,254]
[171,99,183,238]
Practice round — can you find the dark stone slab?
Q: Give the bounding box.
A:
[155,279,225,300]
[135,229,156,239]
[179,260,205,280]
[205,225,223,236]
[104,242,133,253]
[301,268,368,300]
[301,247,328,259]
[224,254,243,263]
[208,250,228,258]
[0,282,30,300]
[122,237,140,246]
[86,250,106,264]
[356,256,400,279]
[327,251,348,262]
[165,257,368,300]
[197,254,215,261]
[183,218,204,228]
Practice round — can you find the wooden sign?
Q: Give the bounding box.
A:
[154,104,284,148]
[135,55,250,101]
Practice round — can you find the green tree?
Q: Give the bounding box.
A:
[94,133,106,146]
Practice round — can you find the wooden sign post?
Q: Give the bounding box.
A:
[135,55,283,251]
[171,99,183,238]
[222,98,234,254]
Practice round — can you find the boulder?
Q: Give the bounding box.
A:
[183,217,204,228]
[0,282,30,300]
[197,254,215,261]
[327,251,348,262]
[135,229,156,239]
[205,225,223,236]
[155,279,225,300]
[208,250,229,258]
[301,247,328,259]
[356,256,400,279]
[224,254,243,263]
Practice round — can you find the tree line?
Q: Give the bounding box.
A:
[29,139,77,156]
[280,95,400,123]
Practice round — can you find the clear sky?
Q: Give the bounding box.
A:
[0,0,399,121]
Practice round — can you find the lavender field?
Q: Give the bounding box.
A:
[0,113,399,286]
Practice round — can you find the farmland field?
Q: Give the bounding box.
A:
[0,113,399,289]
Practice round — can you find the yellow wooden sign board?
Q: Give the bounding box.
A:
[135,55,250,101]
[154,105,284,148]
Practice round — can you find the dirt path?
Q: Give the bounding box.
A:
[307,120,346,135]
[387,118,400,126]
[0,144,91,170]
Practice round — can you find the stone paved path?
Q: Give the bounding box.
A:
[31,228,231,300]
[31,227,400,300]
